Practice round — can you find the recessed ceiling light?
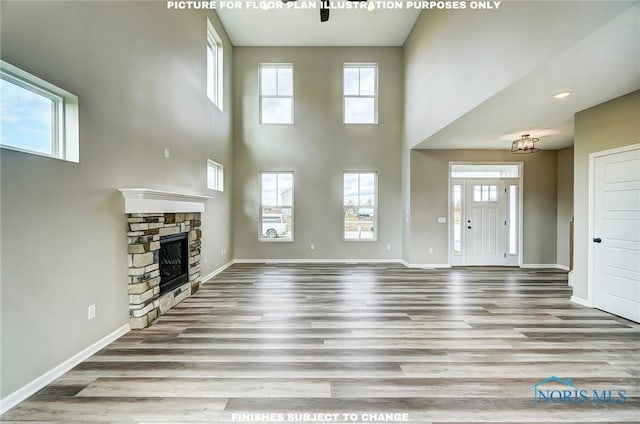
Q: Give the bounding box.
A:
[553,91,572,99]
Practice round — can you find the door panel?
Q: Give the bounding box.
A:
[593,148,640,323]
[465,180,507,265]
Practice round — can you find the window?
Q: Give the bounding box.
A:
[451,164,519,178]
[207,159,223,191]
[260,64,293,124]
[452,184,462,255]
[259,172,293,241]
[343,64,377,124]
[473,185,498,202]
[206,18,223,110]
[508,184,518,255]
[0,60,79,162]
[343,172,377,241]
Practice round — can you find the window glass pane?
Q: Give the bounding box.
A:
[473,185,481,202]
[359,172,375,206]
[453,185,462,254]
[0,78,53,155]
[343,173,359,206]
[489,185,497,202]
[509,185,518,255]
[344,97,375,124]
[260,67,277,96]
[359,67,376,96]
[261,173,277,205]
[261,207,292,240]
[277,173,293,206]
[206,43,215,101]
[481,185,489,201]
[261,97,292,124]
[451,164,519,178]
[343,67,359,96]
[277,67,292,96]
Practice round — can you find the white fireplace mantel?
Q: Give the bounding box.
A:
[119,188,212,213]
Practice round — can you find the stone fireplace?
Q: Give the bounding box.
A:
[120,189,211,329]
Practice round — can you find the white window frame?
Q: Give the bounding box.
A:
[343,63,378,125]
[207,159,224,191]
[259,64,294,125]
[258,171,294,242]
[0,60,79,162]
[343,171,378,242]
[206,18,223,111]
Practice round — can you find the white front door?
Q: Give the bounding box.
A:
[593,146,640,323]
[464,179,507,265]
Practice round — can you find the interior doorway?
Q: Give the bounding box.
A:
[449,163,522,266]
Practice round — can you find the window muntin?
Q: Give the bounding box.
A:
[260,65,293,124]
[0,60,78,162]
[207,19,223,110]
[259,172,293,241]
[343,64,377,124]
[207,159,224,191]
[343,172,377,241]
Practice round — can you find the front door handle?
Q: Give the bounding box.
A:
[467,226,472,229]
[593,237,602,243]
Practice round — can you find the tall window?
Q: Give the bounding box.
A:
[343,172,377,241]
[343,64,377,124]
[452,184,462,255]
[1,60,79,162]
[259,64,293,124]
[206,18,223,110]
[259,172,293,241]
[207,159,224,191]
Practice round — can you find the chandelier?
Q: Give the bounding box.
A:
[511,134,541,154]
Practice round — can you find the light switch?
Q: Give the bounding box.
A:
[438,217,446,224]
[163,148,170,159]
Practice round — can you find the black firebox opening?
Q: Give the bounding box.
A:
[159,232,188,294]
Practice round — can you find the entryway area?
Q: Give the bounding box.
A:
[450,163,522,266]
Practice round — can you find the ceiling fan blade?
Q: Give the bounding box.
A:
[320,1,330,22]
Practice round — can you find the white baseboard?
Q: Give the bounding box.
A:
[400,260,452,269]
[571,295,593,308]
[521,264,569,270]
[200,260,234,283]
[0,323,130,415]
[233,258,403,265]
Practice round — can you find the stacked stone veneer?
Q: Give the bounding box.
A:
[127,212,201,329]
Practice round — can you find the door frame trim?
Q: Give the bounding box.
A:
[447,161,523,267]
[587,143,640,307]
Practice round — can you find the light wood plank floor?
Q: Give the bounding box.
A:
[3,264,639,423]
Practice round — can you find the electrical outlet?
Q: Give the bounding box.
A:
[88,304,96,320]
[386,244,391,250]
[221,248,227,255]
[163,148,170,159]
[310,244,315,250]
[428,247,434,254]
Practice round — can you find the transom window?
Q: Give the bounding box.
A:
[206,19,223,110]
[259,172,293,241]
[343,172,377,241]
[343,64,378,124]
[0,60,79,162]
[259,64,293,124]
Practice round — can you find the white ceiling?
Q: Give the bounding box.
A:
[416,4,640,150]
[216,0,421,46]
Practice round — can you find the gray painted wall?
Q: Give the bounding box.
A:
[233,47,402,260]
[0,1,234,397]
[556,147,574,268]
[408,149,558,265]
[572,90,640,300]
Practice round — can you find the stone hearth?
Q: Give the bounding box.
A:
[126,213,202,329]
